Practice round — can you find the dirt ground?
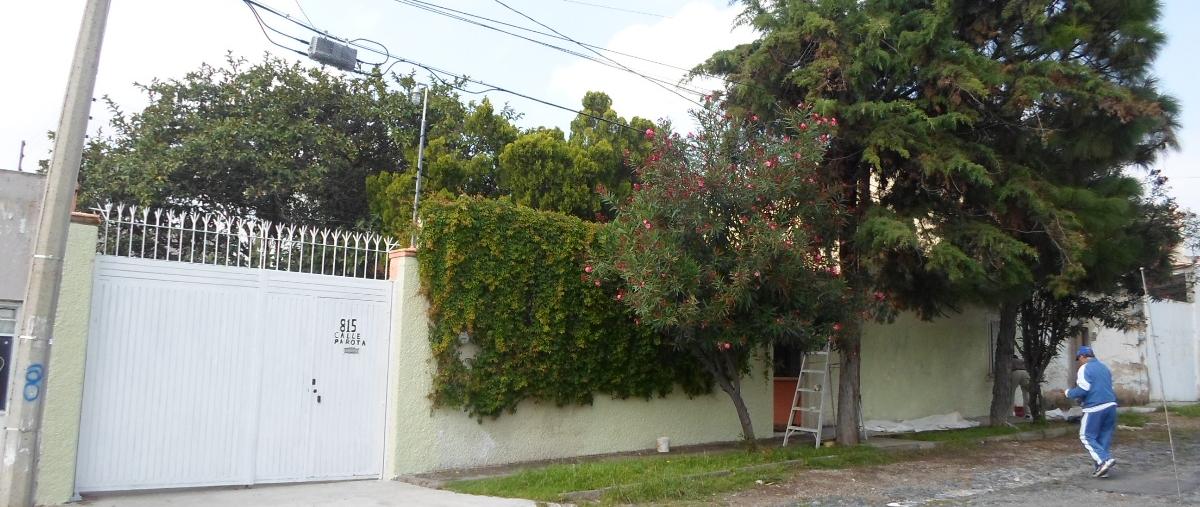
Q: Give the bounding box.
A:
[716,413,1200,506]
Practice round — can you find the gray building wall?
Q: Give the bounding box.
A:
[1,170,46,302]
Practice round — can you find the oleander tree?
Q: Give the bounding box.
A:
[590,105,863,443]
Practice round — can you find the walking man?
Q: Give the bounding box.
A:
[1064,346,1118,477]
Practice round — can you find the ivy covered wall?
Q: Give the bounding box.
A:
[415,197,707,418]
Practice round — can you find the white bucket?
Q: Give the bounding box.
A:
[656,436,670,453]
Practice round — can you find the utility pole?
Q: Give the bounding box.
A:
[0,1,110,505]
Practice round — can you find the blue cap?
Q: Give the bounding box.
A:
[1076,346,1095,358]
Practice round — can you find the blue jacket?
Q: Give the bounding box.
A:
[1066,359,1117,409]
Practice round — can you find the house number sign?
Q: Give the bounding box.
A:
[333,318,366,348]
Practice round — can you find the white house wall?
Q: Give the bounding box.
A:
[1043,275,1200,404]
[1144,296,1200,401]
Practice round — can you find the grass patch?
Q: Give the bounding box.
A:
[444,444,890,503]
[602,464,792,504]
[1118,412,1150,427]
[1168,403,1200,418]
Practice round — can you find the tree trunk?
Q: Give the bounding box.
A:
[836,325,862,445]
[1028,369,1044,422]
[693,345,756,444]
[719,378,757,445]
[988,301,1018,426]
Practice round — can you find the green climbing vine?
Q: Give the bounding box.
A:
[416,196,708,418]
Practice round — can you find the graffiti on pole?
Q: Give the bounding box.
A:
[23,363,44,402]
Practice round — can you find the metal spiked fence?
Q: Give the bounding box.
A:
[94,204,399,279]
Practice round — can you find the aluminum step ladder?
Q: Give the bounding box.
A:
[783,341,831,448]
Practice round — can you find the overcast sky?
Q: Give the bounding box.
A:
[1,0,1196,212]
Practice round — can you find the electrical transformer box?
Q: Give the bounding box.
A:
[307,37,358,71]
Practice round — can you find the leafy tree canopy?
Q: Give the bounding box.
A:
[78,54,653,232]
[370,91,658,237]
[591,106,852,443]
[79,54,454,227]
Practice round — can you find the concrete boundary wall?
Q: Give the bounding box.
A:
[37,218,99,505]
[20,234,997,504]
[814,308,996,426]
[0,217,101,506]
[382,252,772,477]
[861,308,995,421]
[381,252,995,477]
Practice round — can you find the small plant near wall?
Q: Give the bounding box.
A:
[589,104,853,443]
[416,197,708,419]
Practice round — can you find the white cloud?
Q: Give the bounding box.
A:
[1159,147,1200,212]
[546,1,755,130]
[0,0,308,169]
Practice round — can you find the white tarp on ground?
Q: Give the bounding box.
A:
[864,411,980,434]
[1044,407,1084,421]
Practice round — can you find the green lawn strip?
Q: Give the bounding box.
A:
[445,422,1076,503]
[601,447,892,504]
[601,464,791,505]
[1168,403,1200,418]
[444,445,887,503]
[1118,412,1150,427]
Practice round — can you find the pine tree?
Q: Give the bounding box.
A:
[1018,175,1187,420]
[698,0,1178,439]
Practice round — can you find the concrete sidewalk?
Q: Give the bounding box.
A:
[63,480,537,507]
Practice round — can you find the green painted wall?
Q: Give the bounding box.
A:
[384,254,773,477]
[860,308,994,421]
[800,308,994,427]
[36,220,98,506]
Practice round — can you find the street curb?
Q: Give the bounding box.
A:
[980,426,1074,443]
[558,426,1075,503]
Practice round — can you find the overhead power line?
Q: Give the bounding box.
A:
[391,0,764,104]
[245,1,312,58]
[293,0,317,28]
[561,0,668,19]
[391,0,691,73]
[491,0,704,108]
[241,0,640,132]
[388,0,707,96]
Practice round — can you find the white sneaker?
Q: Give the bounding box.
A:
[1096,458,1116,477]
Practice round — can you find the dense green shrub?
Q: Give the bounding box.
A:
[416,196,708,418]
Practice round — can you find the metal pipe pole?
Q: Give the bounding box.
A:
[409,86,429,247]
[0,1,110,505]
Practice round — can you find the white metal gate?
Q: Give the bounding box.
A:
[74,206,395,492]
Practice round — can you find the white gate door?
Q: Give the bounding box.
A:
[254,276,389,483]
[75,256,391,492]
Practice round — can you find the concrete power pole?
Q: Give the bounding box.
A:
[0,1,110,505]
